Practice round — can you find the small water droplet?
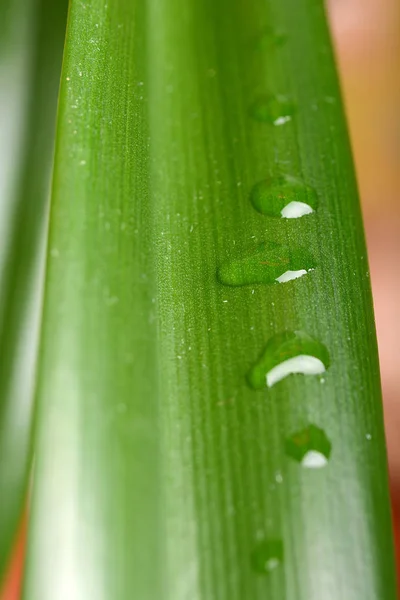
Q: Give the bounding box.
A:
[250,175,317,218]
[366,433,372,441]
[250,95,294,125]
[285,424,331,468]
[274,115,291,126]
[217,242,315,287]
[251,539,283,575]
[275,471,283,483]
[247,331,330,389]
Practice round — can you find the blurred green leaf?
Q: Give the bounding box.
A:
[23,0,396,599]
[0,0,67,579]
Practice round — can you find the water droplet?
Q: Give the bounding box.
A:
[217,243,315,287]
[247,331,330,389]
[251,539,283,575]
[285,424,331,468]
[250,175,317,218]
[249,95,294,125]
[366,433,372,441]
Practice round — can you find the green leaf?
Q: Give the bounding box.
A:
[24,0,396,599]
[0,0,67,579]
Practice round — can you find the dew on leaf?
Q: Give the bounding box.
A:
[217,242,315,287]
[249,95,294,125]
[247,330,330,389]
[250,175,317,218]
[251,539,283,575]
[285,424,332,468]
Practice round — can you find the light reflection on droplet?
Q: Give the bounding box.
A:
[250,175,318,218]
[275,269,308,283]
[249,95,294,125]
[286,424,332,468]
[251,539,283,575]
[248,331,330,389]
[217,243,316,287]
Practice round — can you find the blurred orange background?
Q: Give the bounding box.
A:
[1,0,400,597]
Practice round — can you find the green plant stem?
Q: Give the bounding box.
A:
[24,0,396,599]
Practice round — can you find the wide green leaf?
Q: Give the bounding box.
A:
[0,0,67,579]
[24,0,396,599]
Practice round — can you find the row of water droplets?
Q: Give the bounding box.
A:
[216,27,332,576]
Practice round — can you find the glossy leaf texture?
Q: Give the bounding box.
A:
[0,0,68,580]
[24,0,396,599]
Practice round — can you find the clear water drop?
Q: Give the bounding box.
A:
[285,424,332,468]
[247,331,330,389]
[249,95,294,125]
[250,175,318,218]
[217,242,315,287]
[251,539,283,575]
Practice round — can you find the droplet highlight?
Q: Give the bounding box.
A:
[247,330,330,389]
[285,424,332,468]
[217,242,315,287]
[251,539,283,575]
[275,269,308,283]
[250,95,294,125]
[250,175,318,218]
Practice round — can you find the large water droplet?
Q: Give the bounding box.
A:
[250,95,294,125]
[217,242,315,287]
[250,175,318,218]
[251,539,283,575]
[247,331,330,389]
[285,424,332,468]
